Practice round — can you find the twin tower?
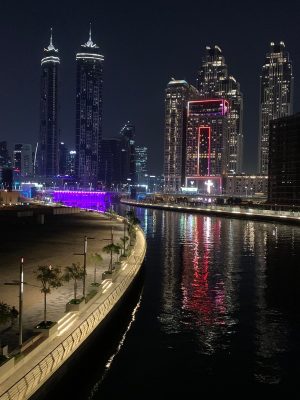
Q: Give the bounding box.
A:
[37,27,104,187]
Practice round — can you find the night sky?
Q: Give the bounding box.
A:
[0,0,299,175]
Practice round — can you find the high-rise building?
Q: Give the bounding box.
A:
[259,41,294,175]
[0,141,10,186]
[197,45,243,174]
[135,146,148,185]
[163,79,199,193]
[66,150,76,176]
[75,26,104,188]
[99,138,122,188]
[37,29,60,178]
[185,99,229,194]
[13,144,33,177]
[120,122,136,185]
[59,142,68,175]
[268,113,300,205]
[0,141,10,169]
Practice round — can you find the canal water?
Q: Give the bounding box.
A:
[39,205,300,396]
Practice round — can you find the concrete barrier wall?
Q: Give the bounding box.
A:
[0,226,146,400]
[121,200,300,224]
[52,207,81,215]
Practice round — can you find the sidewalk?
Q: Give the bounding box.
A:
[121,199,300,225]
[0,225,146,400]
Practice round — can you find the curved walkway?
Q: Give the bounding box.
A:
[0,219,146,400]
[121,199,300,225]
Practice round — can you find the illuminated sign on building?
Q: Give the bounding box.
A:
[188,99,229,117]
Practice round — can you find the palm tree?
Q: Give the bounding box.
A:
[0,302,13,352]
[120,236,129,256]
[126,210,140,245]
[34,265,63,327]
[0,302,12,327]
[88,253,103,285]
[102,243,122,273]
[63,263,85,301]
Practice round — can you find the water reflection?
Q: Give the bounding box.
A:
[153,209,300,384]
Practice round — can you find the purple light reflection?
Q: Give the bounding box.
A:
[53,190,111,212]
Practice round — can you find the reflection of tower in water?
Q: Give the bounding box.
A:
[181,215,238,353]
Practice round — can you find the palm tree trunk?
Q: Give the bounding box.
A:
[44,292,47,325]
[74,279,77,300]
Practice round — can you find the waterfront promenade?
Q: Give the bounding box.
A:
[0,211,146,400]
[121,199,300,225]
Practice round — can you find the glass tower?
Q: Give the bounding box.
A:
[259,41,293,175]
[163,79,199,193]
[75,26,104,188]
[38,29,60,178]
[197,45,243,174]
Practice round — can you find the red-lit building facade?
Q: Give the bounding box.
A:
[185,99,229,194]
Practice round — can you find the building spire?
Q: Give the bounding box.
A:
[50,27,53,47]
[82,23,98,48]
[45,27,58,52]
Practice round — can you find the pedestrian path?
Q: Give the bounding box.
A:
[0,225,146,400]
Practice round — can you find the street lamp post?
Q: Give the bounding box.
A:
[123,218,127,255]
[19,257,24,348]
[74,236,95,299]
[101,227,114,273]
[245,186,248,197]
[4,257,25,349]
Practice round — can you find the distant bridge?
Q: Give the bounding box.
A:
[52,190,115,211]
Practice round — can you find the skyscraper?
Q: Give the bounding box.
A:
[66,150,76,177]
[120,122,136,185]
[13,144,33,177]
[59,142,68,175]
[268,113,300,205]
[99,138,122,188]
[185,99,229,194]
[259,41,294,175]
[197,46,243,174]
[37,29,60,178]
[75,26,104,188]
[163,79,199,193]
[135,146,148,185]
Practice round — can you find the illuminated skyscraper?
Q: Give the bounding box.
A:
[75,25,104,188]
[135,146,148,185]
[120,122,136,185]
[259,42,294,175]
[197,45,243,174]
[164,79,199,193]
[185,99,229,194]
[37,29,60,178]
[13,144,33,177]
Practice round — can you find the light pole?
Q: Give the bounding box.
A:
[74,236,95,299]
[245,186,248,197]
[123,218,127,255]
[101,227,114,273]
[19,257,24,348]
[4,257,24,348]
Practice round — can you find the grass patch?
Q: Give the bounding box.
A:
[35,321,56,329]
[69,298,84,305]
[85,290,98,303]
[91,282,100,287]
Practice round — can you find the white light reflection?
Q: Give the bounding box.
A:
[88,293,143,399]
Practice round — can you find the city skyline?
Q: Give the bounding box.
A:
[0,0,299,175]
